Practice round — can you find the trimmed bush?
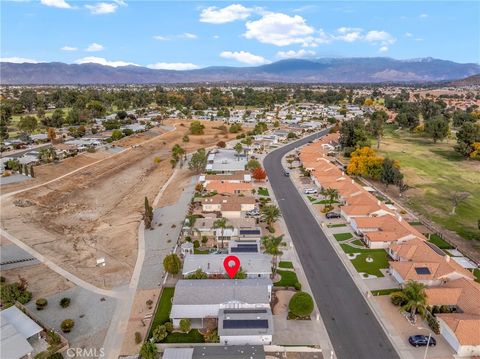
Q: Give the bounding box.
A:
[294,282,302,291]
[60,319,75,333]
[152,324,167,342]
[36,298,48,310]
[165,321,173,333]
[59,297,70,308]
[134,331,142,344]
[289,292,314,317]
[179,318,191,333]
[193,240,200,249]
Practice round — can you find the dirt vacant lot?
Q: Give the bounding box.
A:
[1,120,240,289]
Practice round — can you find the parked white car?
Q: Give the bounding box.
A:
[304,188,318,194]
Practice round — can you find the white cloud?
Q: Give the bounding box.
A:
[213,35,220,39]
[379,46,389,53]
[0,57,40,63]
[220,51,270,65]
[200,4,253,24]
[244,13,324,47]
[61,46,77,51]
[147,63,200,70]
[365,30,396,45]
[335,27,363,42]
[419,13,428,18]
[404,32,413,38]
[40,0,72,9]
[181,32,198,39]
[415,38,424,42]
[293,5,317,13]
[75,56,138,67]
[85,2,118,15]
[85,43,104,52]
[153,35,168,41]
[276,49,316,59]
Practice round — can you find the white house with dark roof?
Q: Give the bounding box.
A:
[170,279,272,328]
[218,308,273,345]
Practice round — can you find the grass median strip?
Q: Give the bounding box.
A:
[333,232,353,241]
[274,269,299,287]
[278,261,294,269]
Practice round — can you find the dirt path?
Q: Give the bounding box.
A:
[0,120,241,289]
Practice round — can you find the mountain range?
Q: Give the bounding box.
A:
[1,57,479,85]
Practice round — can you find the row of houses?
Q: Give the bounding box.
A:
[299,134,480,357]
[169,146,275,347]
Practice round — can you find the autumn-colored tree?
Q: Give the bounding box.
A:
[216,141,226,148]
[252,167,267,181]
[347,147,384,180]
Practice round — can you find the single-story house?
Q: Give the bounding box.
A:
[182,253,271,279]
[0,305,43,359]
[199,171,252,185]
[205,181,254,195]
[205,149,248,173]
[170,279,272,328]
[163,345,265,359]
[200,195,256,218]
[218,308,273,345]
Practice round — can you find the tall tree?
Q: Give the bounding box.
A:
[260,204,281,229]
[144,197,154,229]
[369,110,388,149]
[163,254,181,274]
[140,341,157,359]
[451,191,470,215]
[339,118,370,154]
[391,281,428,321]
[188,149,207,174]
[262,235,285,276]
[321,187,339,210]
[213,218,232,248]
[380,158,403,188]
[425,115,449,144]
[454,122,480,157]
[233,143,243,160]
[18,116,38,134]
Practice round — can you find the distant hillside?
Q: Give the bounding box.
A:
[448,74,480,86]
[1,57,479,85]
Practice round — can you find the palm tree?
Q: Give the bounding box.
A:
[391,281,428,321]
[233,143,243,161]
[321,187,339,210]
[213,218,232,248]
[262,235,285,276]
[140,341,157,359]
[260,204,281,229]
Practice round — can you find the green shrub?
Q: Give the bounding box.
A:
[60,319,75,333]
[36,298,48,310]
[59,297,70,308]
[152,324,167,342]
[294,282,302,291]
[193,240,200,248]
[165,321,173,333]
[163,254,181,274]
[179,318,191,333]
[288,292,314,317]
[134,331,142,344]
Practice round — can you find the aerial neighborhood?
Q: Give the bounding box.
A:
[1,1,480,358]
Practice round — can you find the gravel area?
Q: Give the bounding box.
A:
[25,286,116,351]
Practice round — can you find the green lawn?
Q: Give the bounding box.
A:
[194,248,210,254]
[274,270,299,287]
[258,187,269,196]
[351,239,365,247]
[333,233,353,242]
[371,288,400,296]
[318,200,339,204]
[278,261,294,269]
[472,268,480,283]
[307,195,318,203]
[162,330,204,343]
[149,287,174,338]
[350,251,389,277]
[379,126,480,242]
[428,234,454,249]
[327,223,347,228]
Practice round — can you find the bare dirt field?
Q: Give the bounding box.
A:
[0,120,242,289]
[120,288,160,355]
[1,263,75,299]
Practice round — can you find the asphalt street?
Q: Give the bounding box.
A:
[264,129,399,359]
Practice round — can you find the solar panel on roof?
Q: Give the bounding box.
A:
[223,309,267,314]
[231,247,258,253]
[415,267,431,275]
[223,319,269,329]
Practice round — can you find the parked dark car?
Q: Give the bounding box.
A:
[325,212,341,219]
[283,171,290,177]
[408,335,436,347]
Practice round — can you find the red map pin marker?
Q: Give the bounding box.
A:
[223,255,241,279]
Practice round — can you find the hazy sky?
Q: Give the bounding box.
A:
[1,1,479,69]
